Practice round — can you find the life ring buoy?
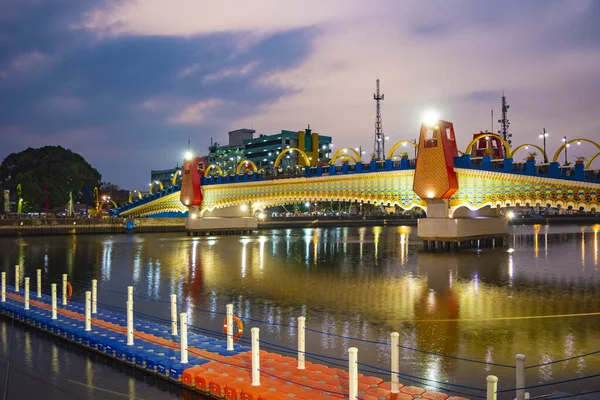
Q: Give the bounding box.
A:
[223,316,244,341]
[67,281,73,300]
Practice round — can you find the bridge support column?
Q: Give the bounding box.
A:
[418,200,507,252]
[186,203,258,235]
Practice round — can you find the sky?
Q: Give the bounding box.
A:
[1,0,599,189]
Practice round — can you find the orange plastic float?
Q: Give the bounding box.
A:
[223,315,244,341]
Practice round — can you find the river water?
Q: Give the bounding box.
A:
[0,224,599,399]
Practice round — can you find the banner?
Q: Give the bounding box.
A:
[3,190,9,213]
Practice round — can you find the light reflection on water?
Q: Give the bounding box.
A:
[0,224,599,398]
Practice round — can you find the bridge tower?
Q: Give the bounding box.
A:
[413,119,507,250]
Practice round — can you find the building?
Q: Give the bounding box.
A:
[150,165,182,188]
[207,126,332,173]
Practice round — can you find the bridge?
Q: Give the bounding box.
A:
[116,120,600,242]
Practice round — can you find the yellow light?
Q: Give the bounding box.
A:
[507,211,515,219]
[190,213,197,219]
[427,191,434,199]
[184,151,193,160]
[258,212,266,220]
[422,110,439,126]
[240,204,248,212]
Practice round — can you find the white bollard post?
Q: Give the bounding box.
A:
[91,279,97,314]
[51,284,57,319]
[348,347,358,400]
[226,304,234,351]
[170,294,178,336]
[15,265,20,292]
[85,291,91,331]
[1,272,6,302]
[127,286,133,304]
[251,327,260,386]
[36,269,41,298]
[391,332,400,393]
[62,274,67,305]
[24,277,30,310]
[516,354,526,400]
[486,375,498,400]
[126,300,134,345]
[180,312,188,363]
[298,316,306,370]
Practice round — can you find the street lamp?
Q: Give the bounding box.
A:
[562,136,569,165]
[539,129,548,163]
[411,139,417,158]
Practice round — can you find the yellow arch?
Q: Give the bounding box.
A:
[99,199,118,210]
[204,164,223,177]
[464,133,513,158]
[586,152,600,169]
[128,189,142,203]
[273,148,311,168]
[330,148,362,164]
[149,180,164,195]
[552,138,600,163]
[511,144,547,162]
[386,140,418,160]
[171,170,182,186]
[236,160,258,174]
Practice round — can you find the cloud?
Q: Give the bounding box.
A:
[169,98,225,125]
[203,61,260,83]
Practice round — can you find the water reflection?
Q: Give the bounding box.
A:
[1,225,599,395]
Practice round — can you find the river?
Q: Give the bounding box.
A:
[0,224,599,399]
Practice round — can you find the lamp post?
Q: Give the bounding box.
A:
[539,129,548,163]
[354,147,366,161]
[562,136,569,165]
[411,139,417,158]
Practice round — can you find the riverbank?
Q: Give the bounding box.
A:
[0,215,597,237]
[0,218,185,236]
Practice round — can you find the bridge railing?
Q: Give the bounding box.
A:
[454,154,600,183]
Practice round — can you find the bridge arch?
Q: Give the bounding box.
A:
[333,154,359,164]
[386,140,418,160]
[171,170,182,186]
[330,148,362,164]
[586,152,600,169]
[236,160,258,174]
[204,164,223,177]
[149,180,164,194]
[128,189,142,203]
[273,148,311,168]
[552,138,600,163]
[511,144,547,162]
[464,133,513,158]
[99,199,118,210]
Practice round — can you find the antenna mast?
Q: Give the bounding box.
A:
[497,91,511,145]
[373,79,385,160]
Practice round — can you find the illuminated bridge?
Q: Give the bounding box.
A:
[116,124,600,225]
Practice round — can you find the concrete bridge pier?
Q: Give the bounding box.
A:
[418,200,508,252]
[186,203,257,235]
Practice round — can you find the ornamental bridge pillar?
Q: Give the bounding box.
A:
[412,120,507,251]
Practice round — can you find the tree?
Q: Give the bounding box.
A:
[0,146,102,213]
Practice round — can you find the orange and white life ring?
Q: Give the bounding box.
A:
[66,281,73,300]
[223,316,244,341]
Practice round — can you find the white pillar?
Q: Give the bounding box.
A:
[297,316,306,369]
[127,285,133,304]
[62,274,67,305]
[15,265,20,292]
[486,375,498,400]
[36,269,41,298]
[516,354,526,400]
[391,332,400,393]
[170,294,178,336]
[180,312,188,363]
[348,347,358,400]
[226,303,234,351]
[1,272,6,302]
[51,284,57,319]
[251,327,260,386]
[91,279,97,314]
[126,300,133,345]
[85,291,91,331]
[24,277,30,310]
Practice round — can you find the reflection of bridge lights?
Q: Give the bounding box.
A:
[507,248,514,253]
